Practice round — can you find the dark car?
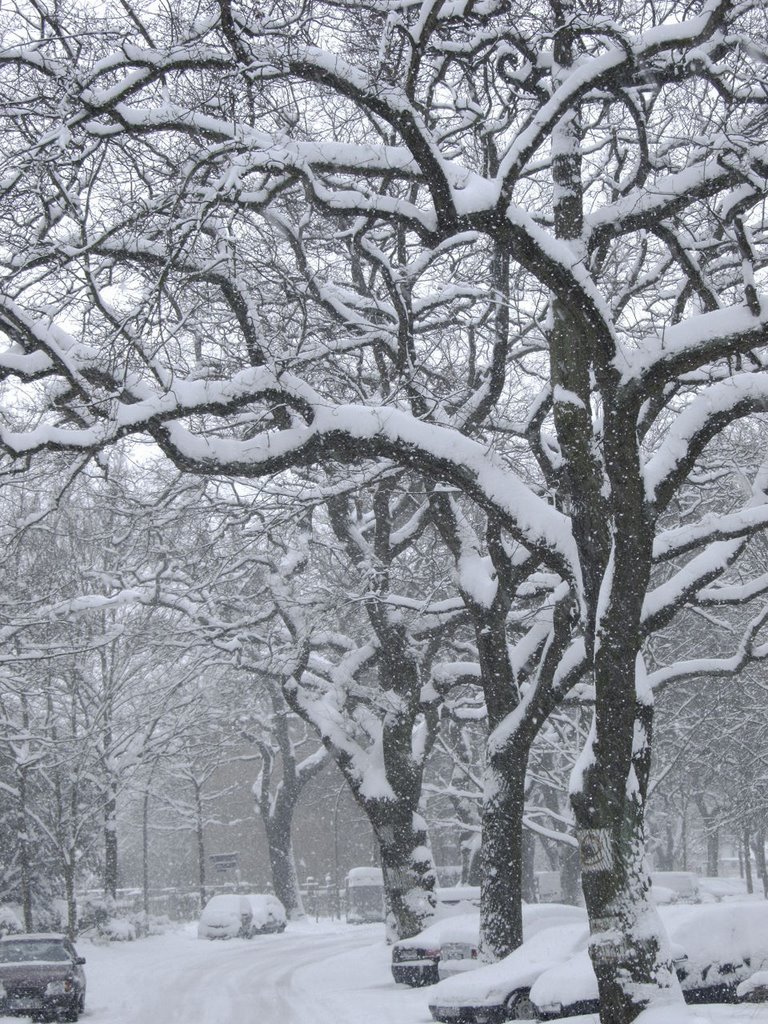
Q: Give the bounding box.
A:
[0,933,86,1022]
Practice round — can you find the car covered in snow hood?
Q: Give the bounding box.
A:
[0,933,86,1022]
[244,894,287,934]
[197,894,254,940]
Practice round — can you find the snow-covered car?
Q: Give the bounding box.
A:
[434,887,482,919]
[428,916,589,1022]
[197,894,253,940]
[650,871,700,904]
[392,913,479,987]
[0,933,86,1022]
[244,894,287,935]
[394,903,585,989]
[531,902,768,1019]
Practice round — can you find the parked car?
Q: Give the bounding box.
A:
[427,914,589,1020]
[434,886,482,919]
[244,894,287,935]
[197,894,253,939]
[0,933,86,1022]
[392,913,479,987]
[531,902,768,1019]
[650,871,700,904]
[396,902,586,990]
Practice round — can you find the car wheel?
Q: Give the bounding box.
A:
[505,988,537,1020]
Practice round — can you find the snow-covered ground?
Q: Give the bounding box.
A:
[2,920,766,1024]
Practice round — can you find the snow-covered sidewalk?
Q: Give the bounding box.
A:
[2,920,766,1024]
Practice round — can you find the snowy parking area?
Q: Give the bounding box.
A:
[1,921,766,1024]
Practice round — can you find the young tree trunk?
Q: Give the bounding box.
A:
[462,832,482,886]
[64,855,77,940]
[751,829,768,898]
[707,828,720,877]
[194,780,206,907]
[16,763,33,931]
[744,827,754,894]
[142,788,151,917]
[104,781,118,900]
[695,797,720,877]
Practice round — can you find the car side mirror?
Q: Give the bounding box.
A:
[75,957,86,965]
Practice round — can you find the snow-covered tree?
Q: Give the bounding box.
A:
[2,1,768,1018]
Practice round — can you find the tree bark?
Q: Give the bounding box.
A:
[370,801,436,942]
[478,749,526,957]
[142,788,151,917]
[104,781,118,900]
[194,780,206,907]
[16,759,33,931]
[560,844,581,905]
[263,808,305,919]
[751,829,768,898]
[744,827,754,894]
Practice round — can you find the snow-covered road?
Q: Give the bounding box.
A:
[70,921,431,1024]
[2,921,766,1024]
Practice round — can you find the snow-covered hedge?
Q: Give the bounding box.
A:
[0,906,23,936]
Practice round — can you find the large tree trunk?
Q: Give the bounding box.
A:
[370,801,436,942]
[479,747,526,958]
[263,809,305,919]
[572,687,682,1023]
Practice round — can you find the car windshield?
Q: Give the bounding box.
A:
[0,940,70,963]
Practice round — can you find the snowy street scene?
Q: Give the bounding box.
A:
[1,919,767,1024]
[2,0,768,1022]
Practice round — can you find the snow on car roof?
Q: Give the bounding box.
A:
[0,933,68,941]
[395,912,479,949]
[347,868,383,886]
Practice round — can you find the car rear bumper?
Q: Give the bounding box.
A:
[391,962,439,986]
[429,1003,507,1024]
